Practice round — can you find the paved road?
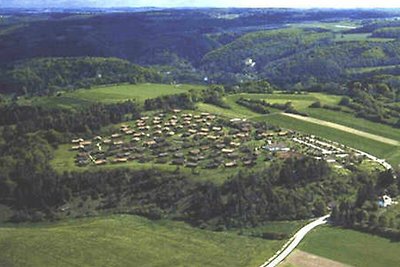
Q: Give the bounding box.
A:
[259,214,330,267]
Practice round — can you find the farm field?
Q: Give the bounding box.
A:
[21,83,205,109]
[280,249,350,267]
[299,226,400,267]
[0,215,287,267]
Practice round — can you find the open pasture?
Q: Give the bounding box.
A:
[23,83,205,109]
[0,215,285,267]
[299,226,400,267]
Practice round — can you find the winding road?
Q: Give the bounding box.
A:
[259,214,330,267]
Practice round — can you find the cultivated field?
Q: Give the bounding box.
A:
[0,215,286,267]
[280,249,350,267]
[299,226,400,267]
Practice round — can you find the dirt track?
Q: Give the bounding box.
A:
[283,113,400,146]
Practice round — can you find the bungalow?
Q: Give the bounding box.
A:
[225,161,237,168]
[111,133,121,139]
[94,159,107,165]
[145,140,157,146]
[173,152,185,158]
[230,118,242,123]
[230,142,241,147]
[113,158,128,163]
[207,115,216,120]
[158,152,169,158]
[72,138,84,144]
[140,116,149,120]
[125,130,134,135]
[103,139,112,144]
[278,131,288,137]
[201,128,210,132]
[188,129,197,134]
[172,109,181,113]
[113,141,124,145]
[200,146,210,151]
[167,131,175,136]
[212,127,222,131]
[186,162,198,168]
[243,160,254,166]
[222,148,235,154]
[194,115,201,119]
[81,141,92,146]
[93,136,102,141]
[189,149,201,155]
[207,135,218,140]
[172,158,185,165]
[201,112,210,117]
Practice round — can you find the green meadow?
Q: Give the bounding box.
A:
[299,226,400,267]
[21,83,205,109]
[0,215,285,267]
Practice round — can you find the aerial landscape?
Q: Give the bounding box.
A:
[1,0,400,266]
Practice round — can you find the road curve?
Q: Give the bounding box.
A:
[259,214,330,267]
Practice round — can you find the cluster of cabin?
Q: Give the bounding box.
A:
[71,110,370,171]
[72,111,279,169]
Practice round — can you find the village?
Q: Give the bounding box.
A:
[70,110,378,171]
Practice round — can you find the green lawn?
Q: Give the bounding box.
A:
[299,226,400,267]
[23,83,205,109]
[0,215,284,267]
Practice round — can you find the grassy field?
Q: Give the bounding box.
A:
[299,226,400,267]
[347,65,398,74]
[334,33,395,42]
[0,215,286,267]
[22,83,205,109]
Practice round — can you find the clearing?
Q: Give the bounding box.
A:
[21,83,205,109]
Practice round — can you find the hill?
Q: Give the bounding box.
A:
[0,57,161,95]
[0,215,286,267]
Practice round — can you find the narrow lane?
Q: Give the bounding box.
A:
[259,214,330,267]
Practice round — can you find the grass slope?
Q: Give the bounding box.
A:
[0,215,284,267]
[299,226,400,267]
[23,83,205,109]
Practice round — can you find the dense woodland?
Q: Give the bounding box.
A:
[0,57,161,95]
[1,9,400,88]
